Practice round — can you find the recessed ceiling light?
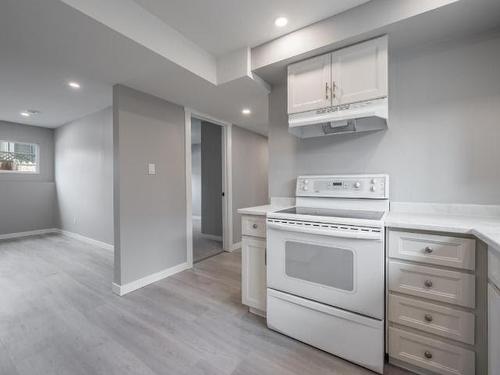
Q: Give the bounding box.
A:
[20,109,40,118]
[242,108,251,115]
[274,17,288,27]
[68,81,81,89]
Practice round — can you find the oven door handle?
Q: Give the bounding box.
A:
[266,222,383,241]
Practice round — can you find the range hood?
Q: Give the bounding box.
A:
[288,98,388,139]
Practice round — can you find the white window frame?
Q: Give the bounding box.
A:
[0,140,40,174]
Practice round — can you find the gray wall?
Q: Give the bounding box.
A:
[232,125,269,242]
[113,85,186,285]
[54,107,113,245]
[0,121,56,234]
[201,121,223,237]
[269,32,500,204]
[191,143,201,217]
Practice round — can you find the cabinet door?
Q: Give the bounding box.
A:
[489,283,500,375]
[287,53,331,114]
[331,36,388,105]
[242,237,267,312]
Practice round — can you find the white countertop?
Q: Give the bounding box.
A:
[386,203,500,252]
[237,204,287,216]
[237,201,500,252]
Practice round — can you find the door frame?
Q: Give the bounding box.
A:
[184,108,233,267]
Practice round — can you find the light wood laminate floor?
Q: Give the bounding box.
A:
[0,234,412,375]
[192,217,223,263]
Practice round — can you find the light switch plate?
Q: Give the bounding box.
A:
[148,163,156,175]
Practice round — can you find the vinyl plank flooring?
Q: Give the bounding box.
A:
[0,234,414,375]
[0,339,19,375]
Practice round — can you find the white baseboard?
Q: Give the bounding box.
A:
[228,241,242,252]
[249,307,266,318]
[58,229,114,252]
[0,228,58,240]
[112,262,191,296]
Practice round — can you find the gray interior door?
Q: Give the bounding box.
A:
[201,121,223,237]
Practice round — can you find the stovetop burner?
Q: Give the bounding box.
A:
[274,207,385,221]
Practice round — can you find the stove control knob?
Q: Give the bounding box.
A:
[354,182,361,189]
[370,186,376,192]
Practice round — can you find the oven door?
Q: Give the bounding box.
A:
[267,219,384,319]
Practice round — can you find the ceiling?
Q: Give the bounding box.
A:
[0,0,269,132]
[0,0,370,131]
[0,0,114,128]
[1,0,499,134]
[133,0,370,56]
[254,0,500,85]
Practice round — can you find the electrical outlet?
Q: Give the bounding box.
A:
[148,163,156,175]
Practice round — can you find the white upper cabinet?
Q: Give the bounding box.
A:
[332,36,388,105]
[287,54,331,114]
[287,36,388,114]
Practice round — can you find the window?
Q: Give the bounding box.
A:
[0,140,39,173]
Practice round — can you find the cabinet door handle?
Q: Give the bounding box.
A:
[264,248,267,266]
[252,223,258,229]
[424,279,433,288]
[424,314,433,322]
[332,81,336,99]
[325,82,329,100]
[424,351,433,359]
[424,246,433,254]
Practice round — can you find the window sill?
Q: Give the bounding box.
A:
[0,170,40,175]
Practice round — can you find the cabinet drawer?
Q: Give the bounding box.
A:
[388,261,475,308]
[389,231,475,270]
[389,327,475,375]
[389,294,474,345]
[242,215,266,238]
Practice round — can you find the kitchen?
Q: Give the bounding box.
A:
[239,21,500,375]
[1,1,499,374]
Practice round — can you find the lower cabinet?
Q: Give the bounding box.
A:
[242,237,266,313]
[241,214,267,316]
[489,247,500,375]
[488,283,500,375]
[387,229,482,375]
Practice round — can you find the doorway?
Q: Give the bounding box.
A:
[191,118,223,262]
[185,110,233,266]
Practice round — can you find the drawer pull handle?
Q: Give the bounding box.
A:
[424,280,433,288]
[424,351,433,359]
[424,314,433,322]
[424,246,433,254]
[252,224,258,229]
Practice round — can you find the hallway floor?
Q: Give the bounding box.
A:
[0,234,412,375]
[193,217,223,263]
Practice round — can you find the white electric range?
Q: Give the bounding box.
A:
[266,174,389,374]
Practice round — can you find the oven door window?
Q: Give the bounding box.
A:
[285,241,354,291]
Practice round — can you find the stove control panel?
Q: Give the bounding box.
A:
[296,175,389,199]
